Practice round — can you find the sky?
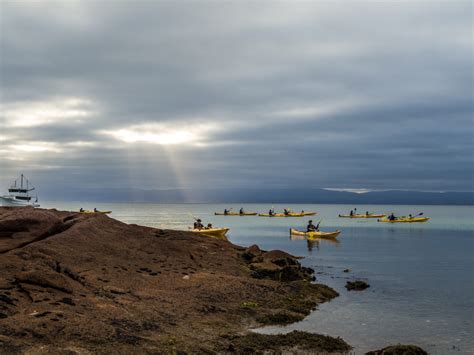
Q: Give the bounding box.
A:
[1,0,473,197]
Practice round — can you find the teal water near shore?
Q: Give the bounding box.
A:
[43,202,474,354]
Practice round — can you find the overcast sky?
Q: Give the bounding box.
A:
[1,0,472,195]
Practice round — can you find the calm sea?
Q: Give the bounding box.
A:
[42,202,474,354]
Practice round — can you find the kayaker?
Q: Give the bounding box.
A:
[284,208,290,216]
[307,220,320,232]
[79,208,84,212]
[269,208,275,216]
[388,213,396,221]
[205,223,213,229]
[94,208,98,212]
[350,210,354,217]
[224,209,229,215]
[366,211,369,216]
[194,219,204,230]
[239,208,244,214]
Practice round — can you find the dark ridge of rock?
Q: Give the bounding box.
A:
[244,247,315,282]
[0,207,343,353]
[242,244,262,260]
[366,344,428,355]
[346,280,370,291]
[222,330,352,353]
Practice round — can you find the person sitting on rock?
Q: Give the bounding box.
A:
[307,220,319,232]
[194,219,204,230]
[94,208,98,212]
[79,208,84,212]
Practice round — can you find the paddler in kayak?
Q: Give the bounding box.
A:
[307,220,320,232]
[205,223,213,229]
[239,208,244,215]
[79,208,84,212]
[224,208,230,215]
[284,208,290,216]
[269,208,275,216]
[388,213,397,221]
[194,219,204,230]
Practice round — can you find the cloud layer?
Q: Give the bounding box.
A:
[1,0,472,195]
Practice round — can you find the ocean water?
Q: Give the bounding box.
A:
[42,202,474,354]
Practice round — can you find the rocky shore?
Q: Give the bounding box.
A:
[0,207,350,354]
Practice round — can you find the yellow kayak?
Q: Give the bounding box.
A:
[214,212,257,216]
[80,210,112,214]
[190,228,229,240]
[378,217,430,223]
[290,228,341,239]
[258,213,307,217]
[339,214,386,218]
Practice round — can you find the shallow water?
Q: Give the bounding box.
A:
[43,202,474,354]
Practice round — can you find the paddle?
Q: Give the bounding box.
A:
[316,219,322,230]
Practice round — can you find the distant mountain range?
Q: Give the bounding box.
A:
[40,187,473,205]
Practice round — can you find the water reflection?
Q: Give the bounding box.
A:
[289,234,341,252]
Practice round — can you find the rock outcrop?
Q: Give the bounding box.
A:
[0,207,346,353]
[345,280,370,291]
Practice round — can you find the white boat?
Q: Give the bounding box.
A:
[0,174,40,207]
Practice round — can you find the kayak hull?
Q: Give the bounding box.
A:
[378,217,430,223]
[290,228,341,239]
[214,212,257,216]
[190,228,229,240]
[339,214,386,218]
[258,213,308,217]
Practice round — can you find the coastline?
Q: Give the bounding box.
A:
[0,207,351,353]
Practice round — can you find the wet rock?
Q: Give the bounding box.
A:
[345,280,370,291]
[366,344,428,354]
[245,248,314,282]
[223,330,352,353]
[242,244,262,261]
[256,312,304,325]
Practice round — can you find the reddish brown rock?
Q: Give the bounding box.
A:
[0,207,344,353]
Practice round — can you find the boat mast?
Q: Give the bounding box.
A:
[21,174,24,189]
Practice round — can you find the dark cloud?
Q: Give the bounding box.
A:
[0,0,472,195]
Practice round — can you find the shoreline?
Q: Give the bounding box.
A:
[0,207,351,353]
[0,207,428,354]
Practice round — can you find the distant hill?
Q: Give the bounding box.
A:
[40,187,474,205]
